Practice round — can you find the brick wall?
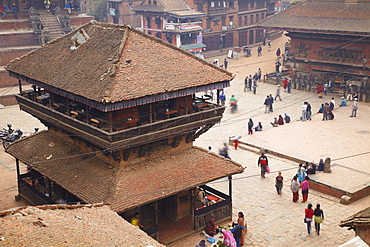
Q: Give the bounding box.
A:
[0,32,37,48]
[0,20,30,31]
[0,94,18,106]
[0,70,18,88]
[0,48,36,66]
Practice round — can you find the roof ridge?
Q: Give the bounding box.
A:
[0,203,106,217]
[193,146,245,169]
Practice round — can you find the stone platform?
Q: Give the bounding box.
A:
[234,139,370,204]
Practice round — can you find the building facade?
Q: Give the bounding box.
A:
[133,0,206,51]
[186,0,269,51]
[5,21,243,244]
[107,0,142,26]
[257,0,370,101]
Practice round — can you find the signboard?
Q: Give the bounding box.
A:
[179,24,201,30]
[109,8,115,16]
[164,24,175,30]
[227,50,233,58]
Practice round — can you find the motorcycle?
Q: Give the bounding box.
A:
[230,101,238,113]
[2,128,23,149]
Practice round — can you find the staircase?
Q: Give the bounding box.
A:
[38,12,65,41]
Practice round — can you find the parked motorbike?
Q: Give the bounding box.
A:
[2,128,23,149]
[243,46,251,57]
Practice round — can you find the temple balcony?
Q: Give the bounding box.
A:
[16,94,225,151]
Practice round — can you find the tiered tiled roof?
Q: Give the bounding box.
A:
[6,131,244,212]
[5,21,231,105]
[0,204,164,246]
[135,0,204,16]
[257,0,370,35]
[340,207,370,229]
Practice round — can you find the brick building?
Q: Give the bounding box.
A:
[5,21,243,244]
[107,0,142,26]
[134,0,206,51]
[186,0,270,51]
[0,204,164,246]
[257,0,370,101]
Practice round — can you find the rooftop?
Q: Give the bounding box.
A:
[257,0,370,35]
[135,0,205,17]
[6,21,231,107]
[0,204,164,246]
[6,131,244,212]
[340,207,370,229]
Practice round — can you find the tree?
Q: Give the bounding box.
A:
[88,0,107,22]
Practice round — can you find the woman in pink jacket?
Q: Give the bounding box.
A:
[301,176,310,203]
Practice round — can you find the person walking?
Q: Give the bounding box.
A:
[275,85,282,101]
[257,45,262,56]
[247,74,252,91]
[297,163,306,185]
[220,91,226,106]
[301,176,310,203]
[248,118,253,135]
[224,58,228,70]
[269,94,274,112]
[258,153,268,178]
[290,175,300,202]
[350,98,359,117]
[287,78,292,93]
[264,95,271,113]
[244,75,248,92]
[276,48,281,57]
[268,41,271,51]
[306,100,312,120]
[314,204,324,235]
[219,142,230,159]
[304,204,314,236]
[347,84,353,101]
[322,102,330,121]
[11,3,18,19]
[275,172,283,195]
[252,79,257,94]
[301,102,307,121]
[257,68,262,81]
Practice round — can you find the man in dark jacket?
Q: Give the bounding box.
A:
[258,153,269,178]
[264,95,272,113]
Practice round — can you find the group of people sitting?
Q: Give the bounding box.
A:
[271,113,291,127]
[317,97,336,120]
[302,160,325,175]
[202,212,246,247]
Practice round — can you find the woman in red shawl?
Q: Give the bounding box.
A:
[205,218,218,236]
[283,77,288,92]
[317,84,323,94]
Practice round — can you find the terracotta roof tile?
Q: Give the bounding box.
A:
[257,0,370,35]
[340,207,370,228]
[0,204,164,246]
[6,131,244,213]
[6,21,232,104]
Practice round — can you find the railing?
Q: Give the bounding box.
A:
[163,22,202,31]
[208,8,228,15]
[194,185,232,231]
[16,95,225,150]
[18,173,55,205]
[222,25,236,30]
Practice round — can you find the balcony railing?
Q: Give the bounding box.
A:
[222,25,236,30]
[16,95,225,150]
[163,22,202,31]
[209,8,228,15]
[194,185,232,231]
[18,173,55,205]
